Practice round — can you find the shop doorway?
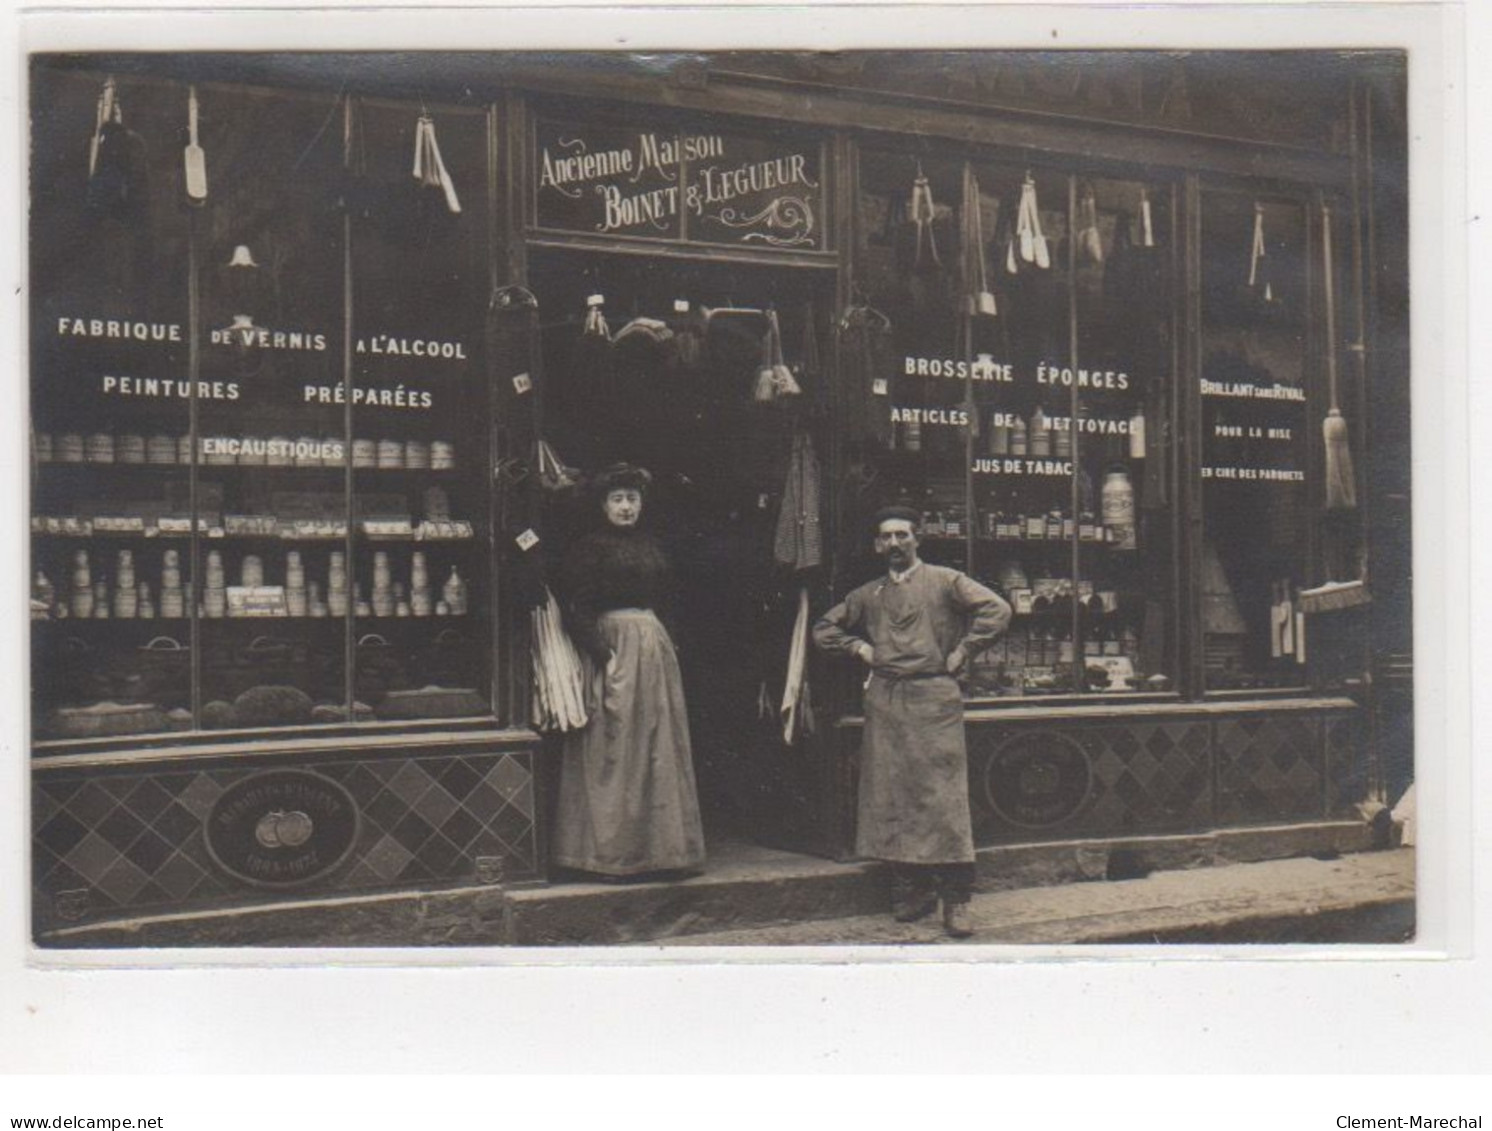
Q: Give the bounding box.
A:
[526,248,839,856]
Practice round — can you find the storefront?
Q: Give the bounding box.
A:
[28,50,1410,943]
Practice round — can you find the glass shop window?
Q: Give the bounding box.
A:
[348,98,493,725]
[30,69,196,741]
[852,147,1178,699]
[1199,194,1313,691]
[194,84,349,728]
[29,72,498,744]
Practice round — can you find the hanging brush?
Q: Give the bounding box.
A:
[582,292,611,340]
[753,310,801,403]
[411,110,461,214]
[1077,182,1104,264]
[910,161,941,270]
[183,85,208,205]
[1321,202,1357,511]
[1249,201,1274,303]
[960,162,996,316]
[1008,171,1051,272]
[1140,186,1156,248]
[88,76,117,179]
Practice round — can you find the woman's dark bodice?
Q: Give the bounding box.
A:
[562,527,672,658]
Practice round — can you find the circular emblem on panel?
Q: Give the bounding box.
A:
[206,770,359,888]
[980,731,1093,829]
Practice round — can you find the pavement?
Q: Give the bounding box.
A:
[648,848,1416,947]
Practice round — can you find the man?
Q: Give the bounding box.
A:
[813,506,1011,938]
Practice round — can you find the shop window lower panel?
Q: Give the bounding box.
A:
[33,744,540,932]
[968,720,1213,843]
[966,707,1356,846]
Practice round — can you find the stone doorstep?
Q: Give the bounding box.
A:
[36,819,1379,949]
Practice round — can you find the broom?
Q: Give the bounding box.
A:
[1322,203,1357,510]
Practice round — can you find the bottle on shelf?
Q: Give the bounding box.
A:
[1101,468,1137,551]
[988,410,1010,456]
[443,565,467,615]
[92,580,109,619]
[1053,415,1072,459]
[113,550,137,618]
[1129,408,1147,460]
[1030,406,1051,457]
[70,550,93,619]
[160,549,184,619]
[137,581,155,620]
[34,570,56,616]
[1010,414,1028,456]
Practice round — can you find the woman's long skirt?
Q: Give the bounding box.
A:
[553,609,706,876]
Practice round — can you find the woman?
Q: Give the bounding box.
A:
[554,463,706,879]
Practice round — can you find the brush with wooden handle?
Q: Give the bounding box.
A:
[184,85,207,204]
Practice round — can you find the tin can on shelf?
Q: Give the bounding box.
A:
[147,435,176,464]
[85,433,115,464]
[377,439,404,469]
[352,439,376,468]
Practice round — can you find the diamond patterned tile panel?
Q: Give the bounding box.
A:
[175,773,226,820]
[411,782,461,829]
[34,745,541,929]
[487,755,529,802]
[96,805,147,852]
[385,762,437,807]
[971,720,1212,844]
[362,833,415,881]
[1216,715,1323,824]
[64,832,123,887]
[121,779,175,824]
[36,808,90,858]
[33,788,62,831]
[94,858,151,905]
[64,781,119,826]
[152,851,209,900]
[1325,714,1366,819]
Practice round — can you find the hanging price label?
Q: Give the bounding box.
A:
[512,372,533,395]
[515,529,540,552]
[872,378,889,396]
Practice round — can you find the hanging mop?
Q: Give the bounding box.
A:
[1321,202,1357,511]
[411,110,462,214]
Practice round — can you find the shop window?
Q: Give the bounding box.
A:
[348,99,493,724]
[1199,194,1312,691]
[30,71,498,742]
[852,148,1178,699]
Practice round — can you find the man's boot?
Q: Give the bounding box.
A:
[942,899,974,938]
[891,871,938,922]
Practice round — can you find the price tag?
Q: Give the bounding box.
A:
[587,293,605,307]
[872,378,889,396]
[512,372,533,395]
[515,528,540,552]
[673,299,690,313]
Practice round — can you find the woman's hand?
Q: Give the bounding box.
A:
[945,646,968,674]
[854,641,875,665]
